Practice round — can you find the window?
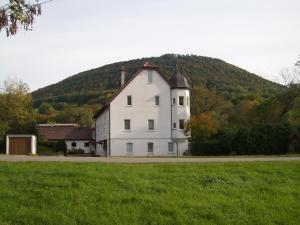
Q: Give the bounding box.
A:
[126,143,133,154]
[127,95,132,106]
[173,122,176,129]
[168,142,174,153]
[179,96,184,106]
[179,119,185,130]
[148,70,153,83]
[187,97,189,106]
[84,142,89,147]
[172,98,176,105]
[148,142,154,153]
[124,119,131,130]
[71,142,77,147]
[155,96,160,106]
[148,119,155,130]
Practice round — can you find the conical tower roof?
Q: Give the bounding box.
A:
[169,65,189,89]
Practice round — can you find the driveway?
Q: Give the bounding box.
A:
[0,155,300,163]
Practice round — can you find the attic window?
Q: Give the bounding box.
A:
[148,70,153,83]
[127,95,132,106]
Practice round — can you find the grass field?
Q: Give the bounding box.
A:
[0,162,299,225]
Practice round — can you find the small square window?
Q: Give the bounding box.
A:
[71,142,77,147]
[179,119,185,130]
[124,119,131,130]
[148,142,154,153]
[179,96,184,106]
[84,142,89,147]
[155,96,160,106]
[148,120,155,130]
[168,142,174,153]
[148,70,153,83]
[127,95,132,106]
[127,143,133,154]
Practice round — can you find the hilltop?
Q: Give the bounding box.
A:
[32,54,282,108]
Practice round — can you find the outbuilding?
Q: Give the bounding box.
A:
[6,135,37,155]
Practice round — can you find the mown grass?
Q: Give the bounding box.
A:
[0,162,299,225]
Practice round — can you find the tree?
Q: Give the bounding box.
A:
[55,106,94,126]
[0,78,35,137]
[185,112,219,142]
[38,102,54,115]
[0,0,52,36]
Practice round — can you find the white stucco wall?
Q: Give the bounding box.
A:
[171,89,190,139]
[110,139,177,156]
[96,109,109,142]
[109,69,173,155]
[65,140,91,154]
[95,68,190,156]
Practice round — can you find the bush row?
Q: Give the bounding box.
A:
[192,123,299,156]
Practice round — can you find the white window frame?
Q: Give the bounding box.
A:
[148,119,155,131]
[168,142,174,153]
[155,95,160,106]
[124,119,131,131]
[127,95,132,106]
[147,142,154,154]
[179,119,185,130]
[148,70,153,83]
[179,96,184,106]
[126,143,133,155]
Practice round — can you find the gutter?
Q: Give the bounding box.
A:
[170,89,179,157]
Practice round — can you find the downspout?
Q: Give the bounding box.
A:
[108,107,111,157]
[170,89,179,157]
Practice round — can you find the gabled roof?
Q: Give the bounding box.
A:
[65,127,93,140]
[37,124,93,141]
[94,62,170,119]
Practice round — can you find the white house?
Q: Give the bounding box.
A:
[94,62,190,156]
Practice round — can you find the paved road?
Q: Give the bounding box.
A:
[0,155,300,163]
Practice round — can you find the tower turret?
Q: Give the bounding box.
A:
[170,65,190,155]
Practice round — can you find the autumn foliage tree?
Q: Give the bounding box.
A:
[0,0,52,36]
[0,78,35,138]
[185,112,219,142]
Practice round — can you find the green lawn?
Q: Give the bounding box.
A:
[0,162,299,225]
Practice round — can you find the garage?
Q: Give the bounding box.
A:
[6,135,37,155]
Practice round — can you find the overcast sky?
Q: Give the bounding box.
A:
[1,0,300,91]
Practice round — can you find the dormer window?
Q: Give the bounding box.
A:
[179,96,184,106]
[127,95,132,106]
[148,70,153,83]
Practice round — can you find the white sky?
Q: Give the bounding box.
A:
[1,0,300,91]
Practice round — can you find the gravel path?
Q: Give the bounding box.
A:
[0,155,300,163]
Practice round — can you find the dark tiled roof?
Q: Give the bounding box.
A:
[37,124,93,141]
[169,70,189,89]
[65,127,93,140]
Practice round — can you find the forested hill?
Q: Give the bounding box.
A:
[32,54,282,108]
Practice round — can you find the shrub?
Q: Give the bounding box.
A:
[192,123,291,156]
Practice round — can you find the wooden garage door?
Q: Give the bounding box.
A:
[9,137,31,155]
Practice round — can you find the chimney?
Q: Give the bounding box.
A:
[120,65,126,87]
